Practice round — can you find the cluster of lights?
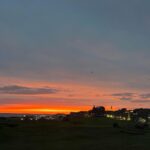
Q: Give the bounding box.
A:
[20,114,66,121]
[106,114,131,121]
[106,114,114,119]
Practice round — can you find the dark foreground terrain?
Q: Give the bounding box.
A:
[0,118,149,150]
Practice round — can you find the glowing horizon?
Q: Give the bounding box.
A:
[0,76,149,114]
[0,1,150,113]
[0,104,118,114]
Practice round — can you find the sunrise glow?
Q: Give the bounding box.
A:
[0,1,149,114]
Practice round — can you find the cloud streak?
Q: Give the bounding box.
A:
[111,93,134,97]
[131,100,150,103]
[0,85,59,95]
[111,92,135,101]
[111,92,150,104]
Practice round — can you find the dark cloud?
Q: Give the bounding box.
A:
[111,92,135,101]
[112,93,134,97]
[0,85,59,95]
[112,92,150,103]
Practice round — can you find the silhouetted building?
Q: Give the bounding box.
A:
[89,106,105,117]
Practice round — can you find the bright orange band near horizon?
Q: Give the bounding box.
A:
[0,104,91,114]
[0,104,117,114]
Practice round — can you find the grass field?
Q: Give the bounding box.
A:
[0,118,150,150]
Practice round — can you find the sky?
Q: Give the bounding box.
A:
[0,0,150,114]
